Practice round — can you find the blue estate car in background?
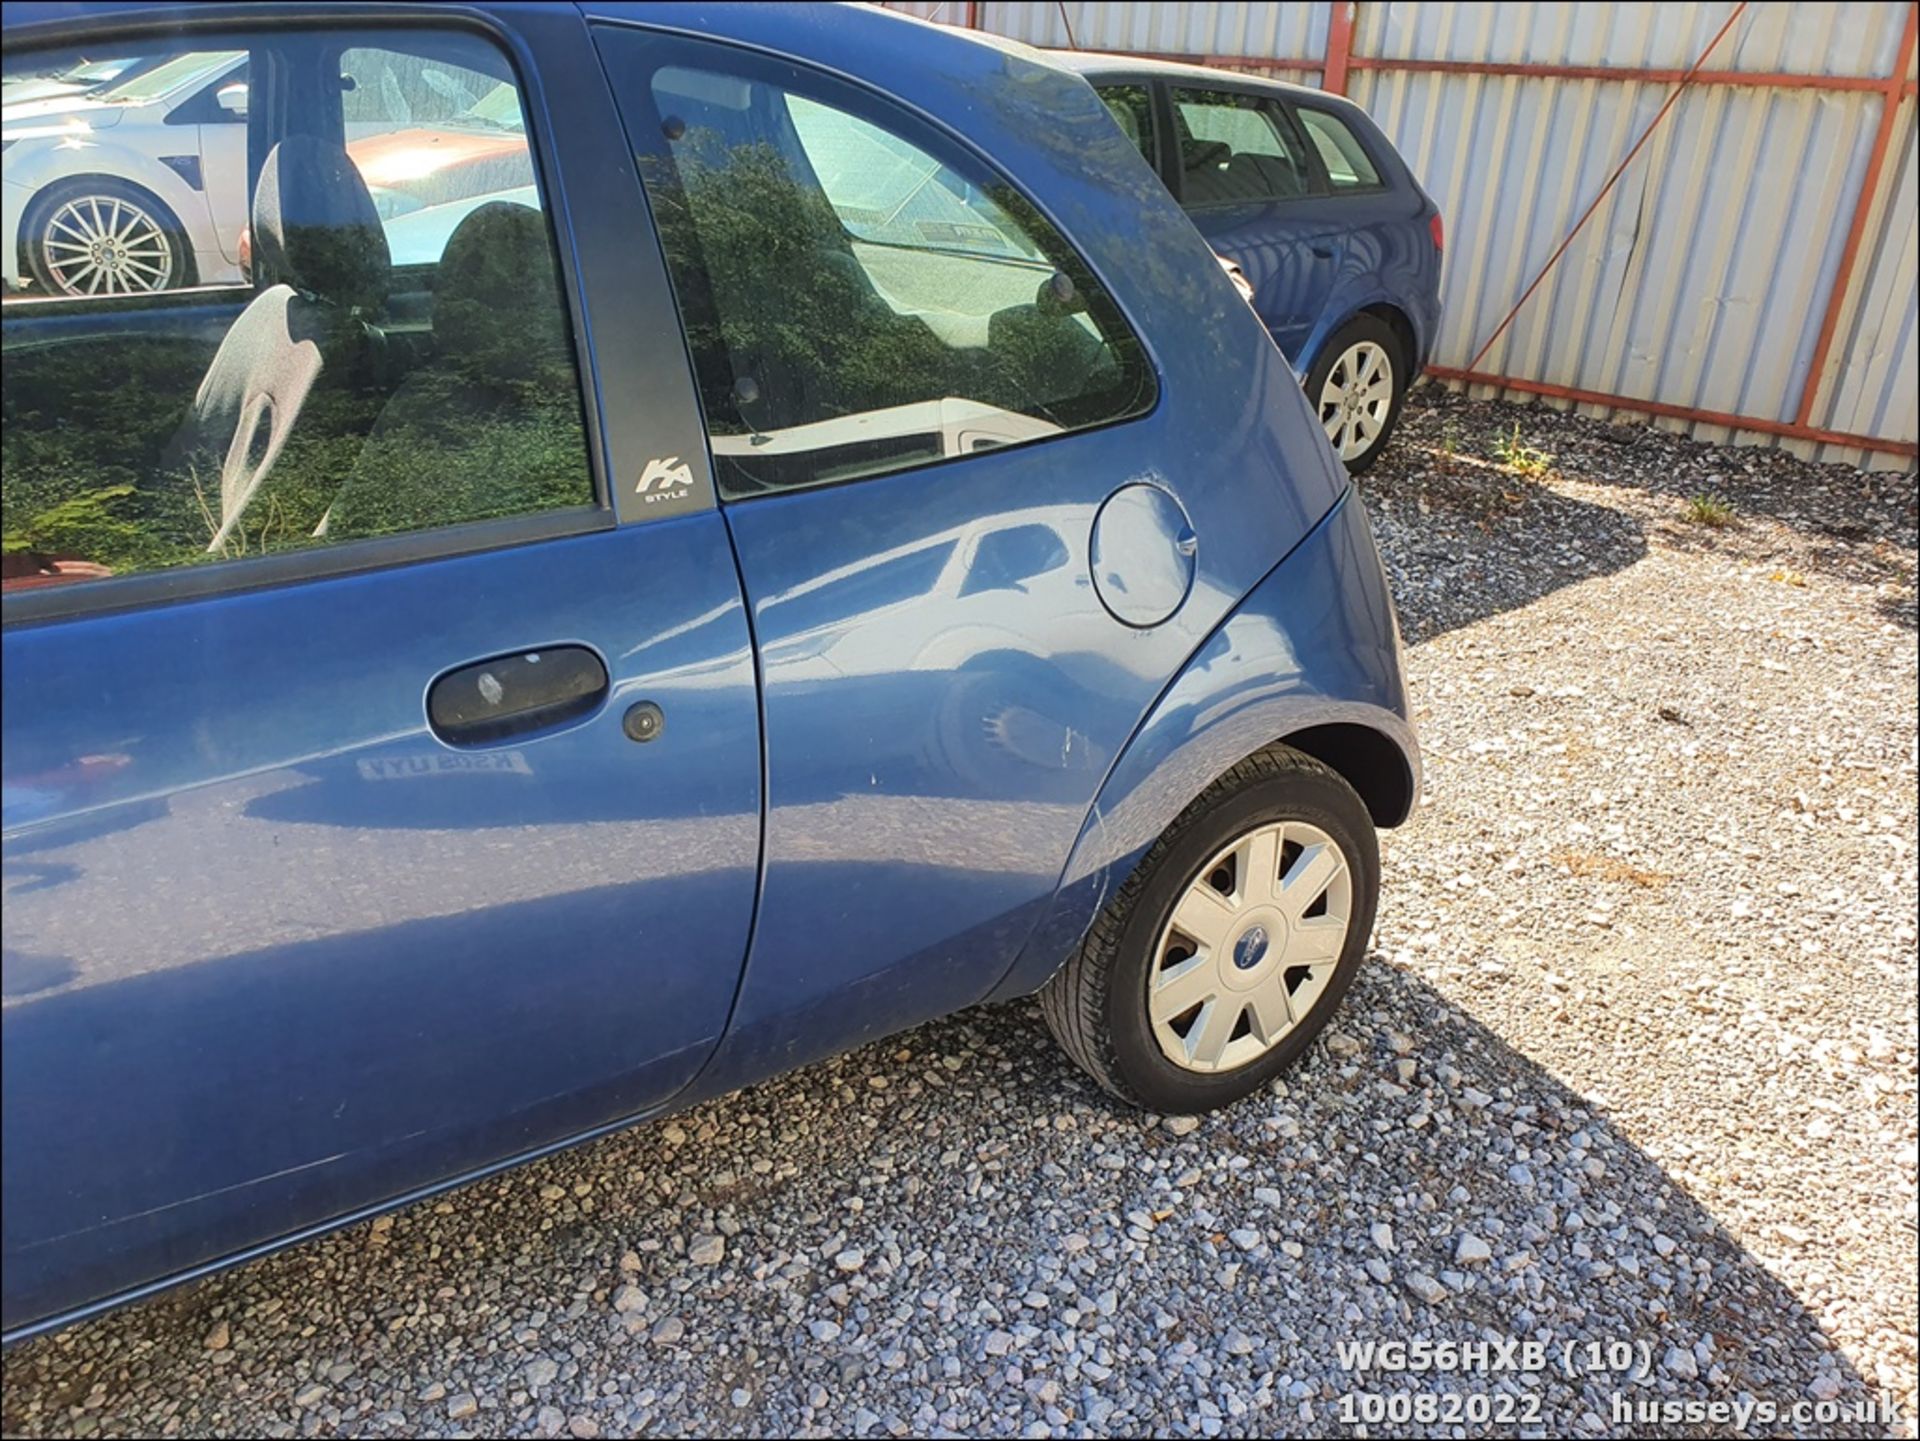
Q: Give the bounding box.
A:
[1061,54,1443,472]
[0,1,1417,1340]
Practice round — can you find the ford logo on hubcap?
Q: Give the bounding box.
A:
[1233,926,1269,970]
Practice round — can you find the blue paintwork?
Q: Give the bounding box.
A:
[987,487,1419,1003]
[1,0,1418,1342]
[1,517,761,1335]
[1058,56,1442,379]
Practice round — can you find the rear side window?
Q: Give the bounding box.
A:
[1294,106,1383,191]
[1095,84,1155,167]
[616,38,1155,499]
[1,29,593,599]
[1171,88,1313,206]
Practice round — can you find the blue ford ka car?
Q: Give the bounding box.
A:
[1060,54,1444,472]
[0,1,1418,1341]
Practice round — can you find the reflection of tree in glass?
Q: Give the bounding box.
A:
[646,131,1146,456]
[322,202,592,542]
[0,202,593,581]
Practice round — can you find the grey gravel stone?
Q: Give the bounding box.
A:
[686,1234,725,1266]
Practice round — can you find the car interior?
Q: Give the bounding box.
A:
[0,29,592,589]
[642,62,1127,495]
[1171,93,1311,206]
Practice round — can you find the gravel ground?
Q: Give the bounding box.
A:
[4,390,1915,1440]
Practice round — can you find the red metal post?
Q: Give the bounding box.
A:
[965,1,980,28]
[1794,2,1919,429]
[1461,2,1748,374]
[1426,366,1918,459]
[1323,1,1355,95]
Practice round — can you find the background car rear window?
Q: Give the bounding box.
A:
[1095,84,1155,167]
[626,45,1155,499]
[1171,89,1313,205]
[1,30,593,599]
[1293,106,1383,190]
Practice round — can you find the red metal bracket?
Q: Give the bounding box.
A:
[1427,366,1918,459]
[1461,2,1749,375]
[1794,2,1919,429]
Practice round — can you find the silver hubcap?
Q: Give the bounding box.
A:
[41,196,174,296]
[1148,820,1353,1073]
[1318,340,1393,461]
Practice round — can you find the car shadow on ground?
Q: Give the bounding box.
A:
[1353,434,1651,646]
[2,962,1894,1439]
[1388,386,1918,633]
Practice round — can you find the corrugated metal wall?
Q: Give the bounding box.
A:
[882,2,1919,470]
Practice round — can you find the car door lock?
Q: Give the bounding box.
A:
[622,701,665,743]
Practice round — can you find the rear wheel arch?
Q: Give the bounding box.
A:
[1357,301,1419,376]
[1276,720,1415,828]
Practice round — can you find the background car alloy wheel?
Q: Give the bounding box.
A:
[1318,340,1393,464]
[1147,819,1352,1073]
[1302,314,1408,475]
[26,181,189,296]
[1040,745,1380,1113]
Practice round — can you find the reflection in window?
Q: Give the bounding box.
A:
[1172,89,1312,205]
[1095,85,1156,166]
[1295,108,1382,190]
[0,31,592,596]
[638,55,1153,499]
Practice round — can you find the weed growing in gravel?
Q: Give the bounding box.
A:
[1492,422,1554,479]
[1685,493,1736,528]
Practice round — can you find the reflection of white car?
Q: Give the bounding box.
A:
[3,51,250,295]
[4,50,535,296]
[2,55,158,108]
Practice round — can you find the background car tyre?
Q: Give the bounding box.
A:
[1305,314,1406,474]
[1039,744,1380,1114]
[22,178,193,297]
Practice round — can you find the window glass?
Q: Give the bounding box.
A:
[341,48,539,266]
[1171,88,1312,205]
[1095,84,1155,166]
[633,51,1154,499]
[1,31,593,597]
[1295,106,1382,190]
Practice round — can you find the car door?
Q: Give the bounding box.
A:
[597,26,1238,1081]
[0,11,755,1338]
[1164,84,1346,366]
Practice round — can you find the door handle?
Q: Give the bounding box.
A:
[428,646,609,746]
[1311,244,1336,259]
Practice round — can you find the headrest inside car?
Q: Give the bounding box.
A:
[251,136,391,310]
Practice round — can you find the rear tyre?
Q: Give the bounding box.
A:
[1305,315,1406,474]
[1039,745,1380,1114]
[22,178,192,297]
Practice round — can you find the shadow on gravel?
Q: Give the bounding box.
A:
[1357,442,1650,645]
[1,961,1895,1439]
[1392,386,1919,631]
